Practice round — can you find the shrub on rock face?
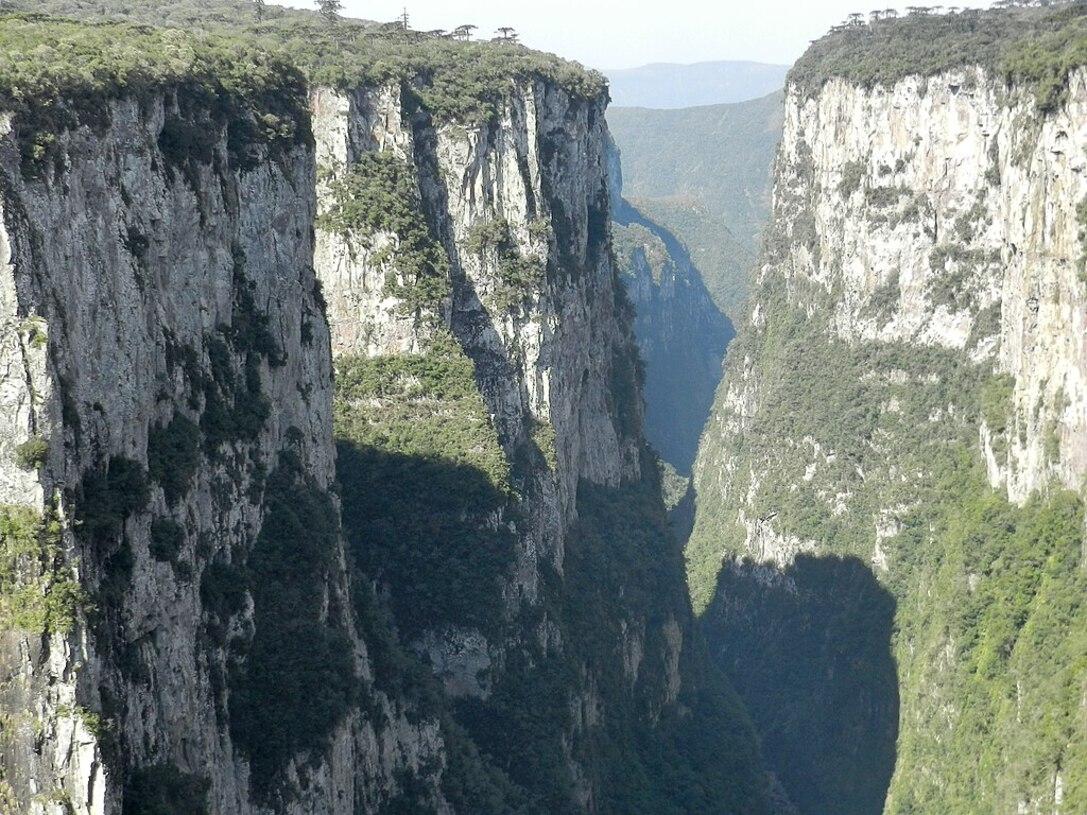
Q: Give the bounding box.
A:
[13,435,48,471]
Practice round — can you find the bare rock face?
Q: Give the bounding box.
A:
[697,67,1087,571]
[0,87,446,814]
[785,68,1087,501]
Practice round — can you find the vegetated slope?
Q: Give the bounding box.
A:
[0,2,774,813]
[690,3,1087,815]
[604,61,788,109]
[607,91,783,320]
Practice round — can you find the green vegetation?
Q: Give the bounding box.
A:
[703,555,898,815]
[332,329,542,812]
[337,441,515,641]
[347,575,533,814]
[13,435,48,470]
[691,234,1087,812]
[122,764,209,815]
[147,414,200,504]
[148,518,184,564]
[1,1,604,134]
[334,331,513,639]
[0,13,308,178]
[689,288,991,613]
[198,560,246,648]
[1001,4,1087,112]
[465,218,544,311]
[455,467,770,815]
[329,300,763,811]
[1077,194,1087,278]
[194,256,280,454]
[838,159,866,197]
[227,451,356,803]
[17,314,47,348]
[318,152,450,314]
[885,467,1087,814]
[334,331,508,488]
[0,504,86,634]
[792,2,1087,114]
[527,416,556,470]
[607,337,644,441]
[76,456,151,547]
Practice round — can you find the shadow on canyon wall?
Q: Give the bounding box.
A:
[701,554,899,815]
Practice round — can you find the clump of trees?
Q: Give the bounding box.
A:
[0,2,607,130]
[314,0,342,22]
[791,0,1087,110]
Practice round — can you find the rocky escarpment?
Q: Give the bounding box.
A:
[0,9,771,815]
[690,6,1087,815]
[0,62,454,814]
[309,67,769,814]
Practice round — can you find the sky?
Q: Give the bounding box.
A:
[284,1,998,70]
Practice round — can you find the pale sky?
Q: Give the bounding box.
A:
[282,1,999,70]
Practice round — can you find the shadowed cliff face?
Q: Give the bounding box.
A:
[319,82,779,799]
[611,198,734,479]
[607,134,734,554]
[702,556,898,815]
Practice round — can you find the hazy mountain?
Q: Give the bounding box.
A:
[604,60,789,108]
[607,90,784,319]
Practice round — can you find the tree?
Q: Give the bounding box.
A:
[315,0,343,22]
[496,26,518,42]
[452,24,477,41]
[254,0,265,22]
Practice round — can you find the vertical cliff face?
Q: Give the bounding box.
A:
[0,87,336,812]
[774,68,1087,501]
[308,74,769,813]
[694,65,1087,575]
[691,8,1087,814]
[0,11,772,815]
[0,74,465,812]
[612,215,732,475]
[312,78,640,567]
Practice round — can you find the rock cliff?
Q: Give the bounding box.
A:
[609,151,733,482]
[690,6,1087,814]
[0,8,769,814]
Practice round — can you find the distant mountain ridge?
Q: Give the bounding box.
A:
[604,60,789,108]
